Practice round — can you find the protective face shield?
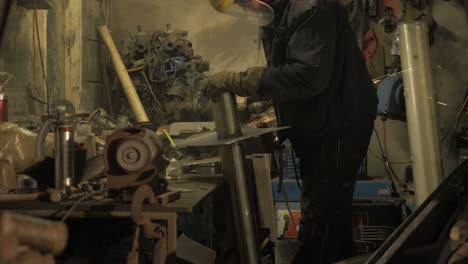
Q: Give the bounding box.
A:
[209,0,275,26]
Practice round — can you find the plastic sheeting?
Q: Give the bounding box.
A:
[0,122,54,173]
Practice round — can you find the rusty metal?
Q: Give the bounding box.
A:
[130,185,168,263]
[104,127,168,189]
[0,212,67,263]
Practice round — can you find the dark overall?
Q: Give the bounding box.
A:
[259,0,378,262]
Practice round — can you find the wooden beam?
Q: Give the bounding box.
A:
[63,0,82,110]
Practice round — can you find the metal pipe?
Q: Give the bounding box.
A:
[399,22,443,206]
[98,25,149,123]
[213,93,258,263]
[55,118,75,192]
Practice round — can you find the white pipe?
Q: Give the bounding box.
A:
[98,25,149,123]
[399,22,443,206]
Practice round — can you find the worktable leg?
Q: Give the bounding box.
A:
[167,213,177,255]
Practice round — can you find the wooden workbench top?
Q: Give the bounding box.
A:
[0,175,224,219]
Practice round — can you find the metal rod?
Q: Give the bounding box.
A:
[399,22,443,206]
[213,93,258,263]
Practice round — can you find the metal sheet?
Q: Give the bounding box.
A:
[175,126,289,147]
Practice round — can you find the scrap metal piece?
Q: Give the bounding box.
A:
[104,127,168,189]
[130,185,167,264]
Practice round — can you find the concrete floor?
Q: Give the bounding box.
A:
[275,240,300,264]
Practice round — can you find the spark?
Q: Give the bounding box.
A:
[372,69,413,85]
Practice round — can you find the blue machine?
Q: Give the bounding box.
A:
[377,70,406,121]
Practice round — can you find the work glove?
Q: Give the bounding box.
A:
[202,67,264,99]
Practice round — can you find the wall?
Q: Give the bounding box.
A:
[0,2,47,122]
[47,0,108,113]
[110,0,265,74]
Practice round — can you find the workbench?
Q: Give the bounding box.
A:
[0,175,223,261]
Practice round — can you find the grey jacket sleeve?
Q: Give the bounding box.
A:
[259,5,338,102]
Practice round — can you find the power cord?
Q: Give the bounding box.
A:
[373,126,411,194]
[61,192,96,222]
[272,144,298,235]
[291,148,302,191]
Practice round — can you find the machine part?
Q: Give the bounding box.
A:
[377,70,406,121]
[399,23,443,206]
[54,117,75,192]
[104,127,168,189]
[82,155,105,182]
[88,108,117,130]
[112,26,211,126]
[116,115,130,129]
[35,100,86,194]
[16,174,38,190]
[176,126,289,147]
[0,159,16,193]
[130,185,167,263]
[213,92,259,263]
[0,211,68,255]
[98,25,150,124]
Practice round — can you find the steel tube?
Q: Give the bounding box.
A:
[55,122,75,192]
[213,93,258,263]
[399,22,443,206]
[98,25,149,123]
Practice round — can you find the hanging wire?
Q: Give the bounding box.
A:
[373,126,409,192]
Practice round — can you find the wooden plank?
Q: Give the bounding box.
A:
[63,0,82,110]
[157,191,181,205]
[249,153,278,240]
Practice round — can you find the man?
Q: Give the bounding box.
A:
[205,0,377,263]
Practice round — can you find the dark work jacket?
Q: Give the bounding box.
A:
[259,0,378,147]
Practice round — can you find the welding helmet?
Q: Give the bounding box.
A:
[209,0,275,26]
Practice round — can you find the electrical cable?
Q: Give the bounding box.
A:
[291,148,302,191]
[441,95,468,143]
[61,192,96,222]
[33,0,50,114]
[280,180,298,235]
[368,148,412,164]
[272,148,298,235]
[373,127,408,191]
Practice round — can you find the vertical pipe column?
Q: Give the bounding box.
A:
[399,22,443,206]
[213,93,258,263]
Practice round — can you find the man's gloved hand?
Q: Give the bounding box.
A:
[201,67,264,99]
